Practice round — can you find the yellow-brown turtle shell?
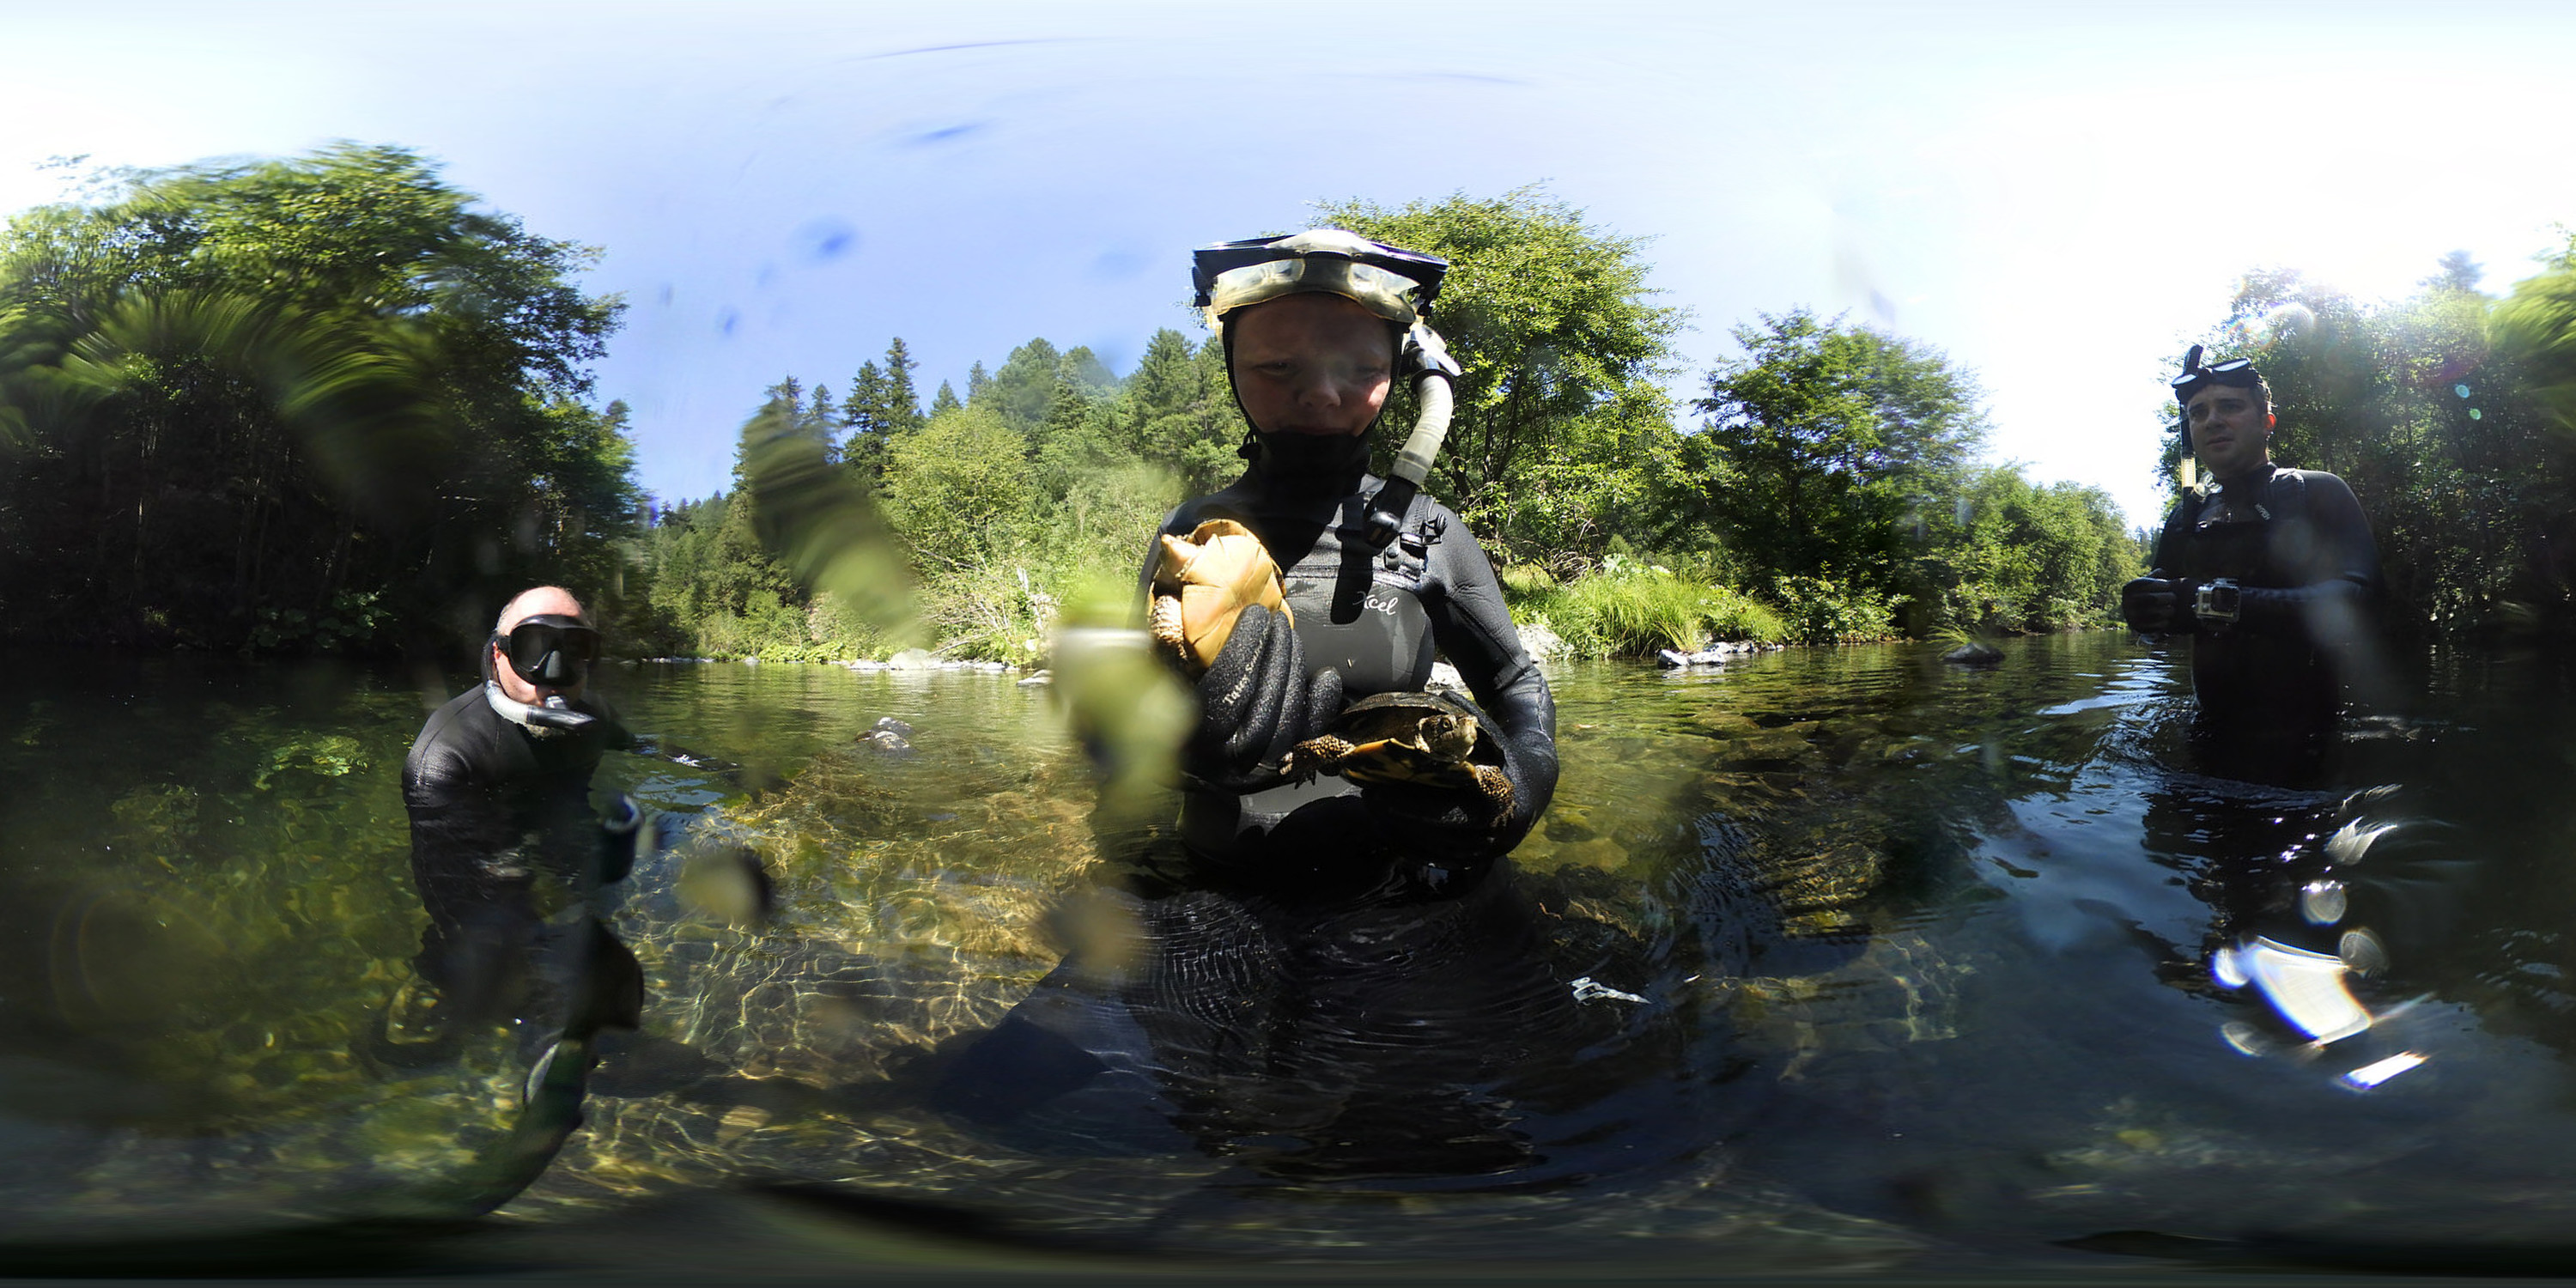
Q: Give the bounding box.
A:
[1150,519,1291,677]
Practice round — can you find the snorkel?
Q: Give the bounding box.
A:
[484,613,599,732]
[485,685,596,733]
[1194,230,1463,552]
[1366,320,1462,550]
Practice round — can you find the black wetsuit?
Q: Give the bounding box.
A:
[1144,440,1558,869]
[401,685,632,1015]
[2144,465,2380,731]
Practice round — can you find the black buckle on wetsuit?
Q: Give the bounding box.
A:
[1375,513,1439,581]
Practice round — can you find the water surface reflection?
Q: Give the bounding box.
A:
[13,640,2576,1271]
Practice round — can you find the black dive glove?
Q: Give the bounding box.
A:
[2121,577,2196,634]
[1359,691,1547,864]
[1187,603,1343,791]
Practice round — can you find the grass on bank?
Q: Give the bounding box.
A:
[1501,557,1795,658]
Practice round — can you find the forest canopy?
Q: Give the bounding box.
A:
[0,144,635,653]
[13,147,2403,663]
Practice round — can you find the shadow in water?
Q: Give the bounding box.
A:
[930,847,1712,1194]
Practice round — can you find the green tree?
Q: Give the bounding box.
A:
[1060,344,1116,395]
[879,337,925,434]
[1122,327,1248,495]
[841,359,890,483]
[1929,470,2137,632]
[984,337,1062,432]
[882,403,1031,575]
[929,380,962,417]
[1314,185,1686,553]
[840,337,927,488]
[0,143,632,653]
[1675,310,1985,601]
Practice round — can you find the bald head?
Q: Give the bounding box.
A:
[495,586,587,635]
[489,586,592,704]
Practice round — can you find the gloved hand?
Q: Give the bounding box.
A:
[2121,576,2196,634]
[594,793,644,886]
[1187,603,1342,791]
[1358,691,1546,864]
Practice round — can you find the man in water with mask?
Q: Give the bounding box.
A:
[2123,347,2382,758]
[1145,230,1556,880]
[373,586,639,1066]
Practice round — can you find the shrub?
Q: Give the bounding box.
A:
[1513,558,1789,659]
[1771,574,1899,644]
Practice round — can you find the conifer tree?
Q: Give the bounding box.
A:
[881,337,924,434]
[841,360,890,483]
[987,337,1063,432]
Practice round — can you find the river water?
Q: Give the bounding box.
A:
[9,635,2576,1277]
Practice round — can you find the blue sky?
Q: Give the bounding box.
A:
[9,1,2576,528]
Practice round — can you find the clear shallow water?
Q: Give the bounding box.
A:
[9,638,2576,1275]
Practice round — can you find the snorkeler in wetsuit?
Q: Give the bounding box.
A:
[1144,228,1558,881]
[2122,347,2382,758]
[375,586,641,1068]
[923,236,1716,1183]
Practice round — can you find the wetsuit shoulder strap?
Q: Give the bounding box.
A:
[2154,488,2202,571]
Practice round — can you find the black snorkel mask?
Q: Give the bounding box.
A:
[486,614,600,731]
[1193,229,1465,551]
[494,615,599,687]
[2172,343,2264,410]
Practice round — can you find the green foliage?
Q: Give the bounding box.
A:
[1673,309,1985,592]
[884,404,1033,573]
[1125,327,1249,496]
[0,143,634,653]
[2,161,2168,662]
[840,337,924,485]
[981,337,1063,433]
[1911,469,2139,634]
[1503,556,1788,659]
[1315,186,1686,559]
[1770,574,1899,645]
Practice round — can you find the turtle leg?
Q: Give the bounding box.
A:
[1281,735,1355,783]
[1470,764,1516,820]
[1148,593,1193,672]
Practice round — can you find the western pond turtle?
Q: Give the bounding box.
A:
[1149,519,1292,677]
[1281,689,1514,818]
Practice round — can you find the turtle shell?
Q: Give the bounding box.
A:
[1150,519,1291,677]
[1331,689,1487,748]
[1285,688,1514,815]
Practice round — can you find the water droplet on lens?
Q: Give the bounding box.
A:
[2212,946,2249,989]
[2339,928,2389,976]
[2301,879,2348,925]
[2469,408,2483,420]
[2221,1020,2268,1055]
[2456,384,2471,398]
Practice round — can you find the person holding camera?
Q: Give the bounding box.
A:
[1144,229,1557,884]
[2123,348,2381,746]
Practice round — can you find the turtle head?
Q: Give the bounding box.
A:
[1419,713,1479,761]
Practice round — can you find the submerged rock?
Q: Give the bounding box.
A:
[1941,641,2003,666]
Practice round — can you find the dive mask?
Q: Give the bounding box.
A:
[1193,228,1449,331]
[2172,343,2263,409]
[494,615,599,687]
